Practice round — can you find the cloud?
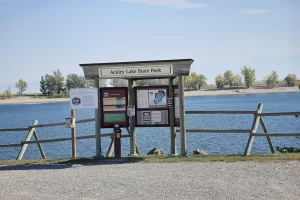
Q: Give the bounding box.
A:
[242,9,272,15]
[119,0,208,9]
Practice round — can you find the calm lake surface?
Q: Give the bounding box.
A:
[1,92,300,160]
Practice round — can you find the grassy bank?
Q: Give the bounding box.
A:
[1,154,300,166]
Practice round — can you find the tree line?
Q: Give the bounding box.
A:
[39,70,107,97]
[109,72,207,90]
[1,67,298,99]
[215,66,298,89]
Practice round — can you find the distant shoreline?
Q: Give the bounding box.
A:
[0,87,299,105]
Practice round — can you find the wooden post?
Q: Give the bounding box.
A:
[71,109,76,159]
[94,79,103,158]
[106,138,114,157]
[244,103,263,155]
[169,77,176,155]
[178,76,187,156]
[136,144,140,155]
[33,130,46,159]
[259,117,275,153]
[128,79,137,156]
[17,120,38,160]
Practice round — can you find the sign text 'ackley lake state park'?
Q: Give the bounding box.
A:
[99,65,173,78]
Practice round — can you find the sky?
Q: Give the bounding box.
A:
[0,0,299,93]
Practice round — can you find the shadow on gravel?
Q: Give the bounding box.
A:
[0,164,73,171]
[0,157,145,171]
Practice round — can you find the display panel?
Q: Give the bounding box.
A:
[136,87,168,109]
[136,110,169,126]
[70,88,98,110]
[134,86,170,127]
[100,87,129,128]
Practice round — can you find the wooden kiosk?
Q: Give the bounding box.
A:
[80,59,194,157]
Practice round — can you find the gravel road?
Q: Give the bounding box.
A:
[1,161,299,200]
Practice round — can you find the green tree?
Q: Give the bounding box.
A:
[232,74,242,88]
[224,70,234,88]
[45,74,56,95]
[189,72,207,90]
[284,74,297,86]
[241,66,256,88]
[53,69,65,93]
[110,79,128,87]
[189,72,199,90]
[2,87,12,98]
[87,79,107,88]
[135,79,150,86]
[264,71,278,89]
[215,74,225,89]
[184,75,193,90]
[197,74,207,90]
[40,76,47,95]
[15,79,27,96]
[66,74,87,89]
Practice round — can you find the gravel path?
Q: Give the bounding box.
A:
[1,161,300,200]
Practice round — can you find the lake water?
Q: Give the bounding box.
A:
[0,92,300,160]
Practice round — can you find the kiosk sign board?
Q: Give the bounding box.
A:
[134,86,170,127]
[99,65,173,78]
[70,88,98,110]
[100,87,129,128]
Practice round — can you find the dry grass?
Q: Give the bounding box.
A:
[1,154,300,166]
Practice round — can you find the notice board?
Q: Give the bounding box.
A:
[134,86,170,127]
[100,87,129,128]
[70,88,98,110]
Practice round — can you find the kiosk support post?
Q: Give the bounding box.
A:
[169,77,176,155]
[128,79,137,155]
[71,109,76,159]
[178,76,187,156]
[94,79,103,158]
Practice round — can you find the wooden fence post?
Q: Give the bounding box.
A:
[244,103,263,155]
[259,117,275,153]
[106,138,114,157]
[17,120,39,160]
[33,130,46,159]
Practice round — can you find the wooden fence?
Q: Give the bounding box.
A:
[176,103,300,155]
[0,118,138,160]
[0,103,299,159]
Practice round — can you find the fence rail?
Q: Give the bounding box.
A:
[0,117,135,160]
[0,103,299,159]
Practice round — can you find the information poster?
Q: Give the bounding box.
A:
[70,88,98,110]
[136,88,167,109]
[136,110,169,126]
[100,87,129,128]
[134,86,170,127]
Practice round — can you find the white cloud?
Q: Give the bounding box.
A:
[242,9,272,15]
[119,0,208,9]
